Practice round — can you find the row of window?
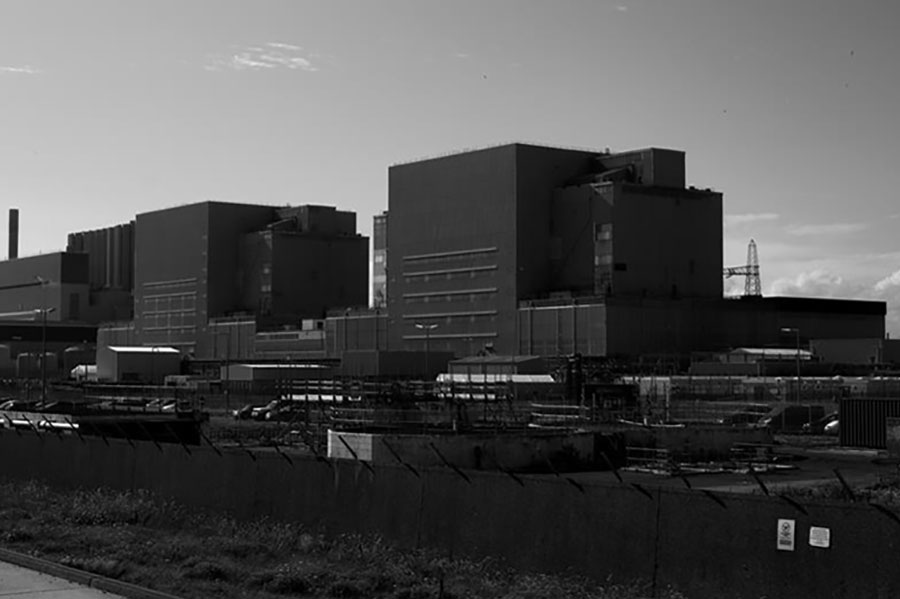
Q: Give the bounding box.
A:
[142,312,197,330]
[403,289,497,304]
[401,312,497,325]
[404,267,497,283]
[402,246,498,264]
[143,291,197,314]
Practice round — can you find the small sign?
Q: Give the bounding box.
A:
[777,519,796,551]
[809,526,831,548]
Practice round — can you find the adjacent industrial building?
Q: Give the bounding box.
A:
[67,221,135,323]
[130,201,367,357]
[372,210,388,309]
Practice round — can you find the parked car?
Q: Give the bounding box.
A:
[232,400,288,421]
[758,405,826,433]
[232,404,256,420]
[801,412,839,435]
[0,399,36,412]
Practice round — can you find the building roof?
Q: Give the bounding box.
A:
[107,346,180,354]
[729,347,814,360]
[230,363,329,369]
[450,355,544,365]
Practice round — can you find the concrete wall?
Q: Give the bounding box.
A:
[206,203,277,320]
[271,234,368,319]
[328,429,596,470]
[613,185,723,300]
[134,203,209,349]
[517,301,608,356]
[616,424,773,461]
[514,145,596,302]
[388,145,520,356]
[720,297,886,348]
[2,432,900,599]
[0,252,90,322]
[811,338,884,365]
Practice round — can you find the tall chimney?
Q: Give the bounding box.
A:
[8,208,18,260]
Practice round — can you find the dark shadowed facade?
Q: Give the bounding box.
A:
[133,201,367,356]
[0,252,90,321]
[386,144,723,356]
[67,221,136,323]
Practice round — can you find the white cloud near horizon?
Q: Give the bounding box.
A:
[205,43,318,73]
[724,212,780,227]
[0,65,41,75]
[267,42,303,51]
[785,222,867,236]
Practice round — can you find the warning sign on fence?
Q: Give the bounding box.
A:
[777,519,795,551]
[809,526,831,548]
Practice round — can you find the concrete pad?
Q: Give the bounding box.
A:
[0,560,125,598]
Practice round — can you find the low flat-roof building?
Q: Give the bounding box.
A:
[96,345,181,384]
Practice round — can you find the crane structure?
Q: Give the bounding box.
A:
[723,239,762,297]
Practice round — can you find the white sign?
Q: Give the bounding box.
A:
[809,526,831,548]
[777,519,795,551]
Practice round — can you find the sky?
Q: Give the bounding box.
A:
[2,0,899,334]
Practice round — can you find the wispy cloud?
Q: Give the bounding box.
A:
[453,52,471,60]
[785,222,867,236]
[0,65,41,75]
[875,269,900,293]
[724,212,779,227]
[205,42,318,73]
[616,5,629,12]
[266,42,303,52]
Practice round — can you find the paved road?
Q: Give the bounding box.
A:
[0,560,125,598]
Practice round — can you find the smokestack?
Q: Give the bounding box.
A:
[8,208,18,260]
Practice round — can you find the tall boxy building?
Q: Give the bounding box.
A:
[372,211,388,308]
[387,144,723,356]
[134,201,367,355]
[67,221,135,323]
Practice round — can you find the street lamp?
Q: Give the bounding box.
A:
[414,322,439,379]
[780,327,801,403]
[34,276,53,403]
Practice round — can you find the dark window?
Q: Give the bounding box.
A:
[69,293,80,320]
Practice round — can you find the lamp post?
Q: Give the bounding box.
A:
[780,327,801,403]
[34,276,53,403]
[414,322,439,379]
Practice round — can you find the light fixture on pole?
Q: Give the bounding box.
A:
[780,327,801,403]
[34,276,53,404]
[414,322,439,378]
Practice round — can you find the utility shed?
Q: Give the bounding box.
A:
[96,346,181,384]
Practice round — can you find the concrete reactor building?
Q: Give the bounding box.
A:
[129,201,368,357]
[385,143,884,359]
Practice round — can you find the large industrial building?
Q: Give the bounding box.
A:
[128,201,367,357]
[382,143,885,359]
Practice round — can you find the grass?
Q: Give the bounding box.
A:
[0,479,687,599]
